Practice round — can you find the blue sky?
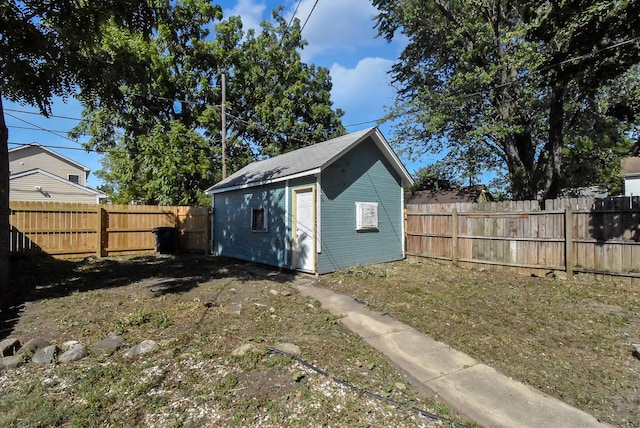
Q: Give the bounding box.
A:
[5,0,428,189]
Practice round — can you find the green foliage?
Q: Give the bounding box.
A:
[72,2,345,205]
[374,0,640,200]
[115,308,172,334]
[409,163,462,192]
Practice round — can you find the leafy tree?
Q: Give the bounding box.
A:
[75,4,345,205]
[374,0,640,200]
[409,163,462,192]
[0,0,160,304]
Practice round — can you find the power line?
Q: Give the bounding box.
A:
[300,0,320,34]
[8,141,97,153]
[288,0,303,28]
[5,112,84,145]
[4,108,84,122]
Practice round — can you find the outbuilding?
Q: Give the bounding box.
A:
[205,127,414,274]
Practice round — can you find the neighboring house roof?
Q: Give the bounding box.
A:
[206,127,414,194]
[9,143,91,178]
[405,185,493,205]
[622,157,640,177]
[10,168,107,199]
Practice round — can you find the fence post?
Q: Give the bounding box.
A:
[565,206,573,277]
[451,208,458,265]
[96,206,105,257]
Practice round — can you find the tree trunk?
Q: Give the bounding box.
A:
[540,84,566,201]
[0,95,9,307]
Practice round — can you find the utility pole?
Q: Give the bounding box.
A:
[221,73,227,179]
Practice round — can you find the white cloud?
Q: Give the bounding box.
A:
[330,57,396,124]
[287,0,380,62]
[223,0,267,34]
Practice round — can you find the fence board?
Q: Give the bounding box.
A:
[406,196,640,281]
[9,202,210,257]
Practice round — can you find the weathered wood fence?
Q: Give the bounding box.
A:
[9,202,210,258]
[406,196,640,284]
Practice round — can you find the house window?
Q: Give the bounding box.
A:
[251,208,268,232]
[356,202,379,231]
[68,174,80,184]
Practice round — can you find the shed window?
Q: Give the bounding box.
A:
[251,208,268,232]
[356,202,379,231]
[68,174,80,184]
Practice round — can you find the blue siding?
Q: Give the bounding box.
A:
[213,183,289,268]
[318,137,404,274]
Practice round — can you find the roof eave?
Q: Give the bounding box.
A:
[206,167,322,195]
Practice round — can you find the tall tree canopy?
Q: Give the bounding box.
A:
[1,0,161,304]
[73,4,345,205]
[374,0,640,200]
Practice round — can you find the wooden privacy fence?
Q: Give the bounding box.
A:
[9,202,210,258]
[405,196,640,283]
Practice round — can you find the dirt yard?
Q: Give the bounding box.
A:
[1,254,470,427]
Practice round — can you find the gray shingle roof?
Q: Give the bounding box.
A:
[206,127,413,193]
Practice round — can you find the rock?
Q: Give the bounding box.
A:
[395,382,407,391]
[273,342,301,356]
[124,340,159,359]
[281,290,292,297]
[632,344,640,360]
[550,270,568,281]
[0,338,21,357]
[32,345,57,366]
[227,303,242,315]
[1,355,24,369]
[231,343,260,357]
[61,340,80,351]
[17,338,49,356]
[59,345,88,363]
[91,335,125,356]
[269,289,279,295]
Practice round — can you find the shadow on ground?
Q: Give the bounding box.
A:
[2,253,298,340]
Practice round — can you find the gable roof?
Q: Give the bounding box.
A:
[622,157,640,177]
[9,143,91,176]
[405,185,493,205]
[206,127,413,194]
[10,168,107,198]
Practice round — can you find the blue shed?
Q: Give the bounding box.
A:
[205,127,414,274]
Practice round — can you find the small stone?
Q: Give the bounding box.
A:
[124,340,160,359]
[17,338,50,356]
[58,345,88,363]
[1,355,24,369]
[32,345,57,366]
[632,344,640,360]
[395,382,407,391]
[269,289,279,295]
[227,303,242,315]
[281,290,292,297]
[231,343,259,357]
[273,342,301,356]
[91,335,125,356]
[0,338,21,357]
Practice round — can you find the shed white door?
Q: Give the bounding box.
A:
[293,188,315,272]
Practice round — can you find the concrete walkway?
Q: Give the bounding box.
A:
[295,278,609,428]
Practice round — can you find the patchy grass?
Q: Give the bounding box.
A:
[2,255,471,427]
[321,260,640,427]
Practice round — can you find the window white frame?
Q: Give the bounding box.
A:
[355,202,379,231]
[251,207,268,232]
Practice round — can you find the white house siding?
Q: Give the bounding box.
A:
[625,175,640,196]
[9,146,87,185]
[10,172,100,203]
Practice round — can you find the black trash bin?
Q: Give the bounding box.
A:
[152,227,178,254]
